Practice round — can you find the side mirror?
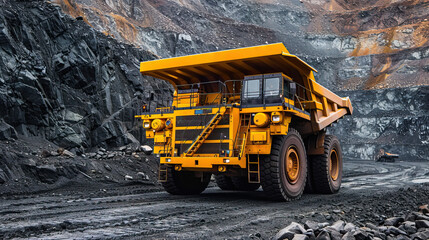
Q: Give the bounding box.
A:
[289,82,297,98]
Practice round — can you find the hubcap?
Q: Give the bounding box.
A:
[329,149,339,181]
[285,147,300,183]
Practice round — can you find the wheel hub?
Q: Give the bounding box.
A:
[285,147,300,183]
[329,149,339,181]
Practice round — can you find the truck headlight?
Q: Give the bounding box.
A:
[272,115,281,123]
[143,120,151,129]
[271,112,283,123]
[166,158,171,162]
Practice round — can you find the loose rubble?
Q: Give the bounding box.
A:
[274,204,429,240]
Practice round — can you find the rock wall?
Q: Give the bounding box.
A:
[329,86,429,161]
[0,1,170,152]
[54,0,429,91]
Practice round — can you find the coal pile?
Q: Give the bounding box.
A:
[274,205,429,240]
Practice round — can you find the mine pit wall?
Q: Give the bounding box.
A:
[0,1,170,151]
[328,86,429,161]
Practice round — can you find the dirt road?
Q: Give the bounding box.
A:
[1,160,428,239]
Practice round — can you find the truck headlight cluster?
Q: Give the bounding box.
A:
[143,120,151,129]
[272,115,281,122]
[271,112,283,123]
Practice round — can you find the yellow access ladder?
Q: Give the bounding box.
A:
[184,108,226,157]
[233,114,251,158]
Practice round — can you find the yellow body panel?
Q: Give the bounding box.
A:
[161,156,246,169]
[140,43,316,87]
[250,131,267,142]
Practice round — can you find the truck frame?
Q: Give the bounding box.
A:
[135,43,353,201]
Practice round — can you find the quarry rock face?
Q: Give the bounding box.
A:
[330,86,429,161]
[0,0,427,163]
[0,1,171,150]
[54,0,429,91]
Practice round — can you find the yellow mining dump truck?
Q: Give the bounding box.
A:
[135,43,352,201]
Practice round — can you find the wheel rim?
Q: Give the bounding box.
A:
[285,146,300,184]
[329,149,339,181]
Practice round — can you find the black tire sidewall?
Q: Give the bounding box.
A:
[328,138,342,192]
[278,132,307,198]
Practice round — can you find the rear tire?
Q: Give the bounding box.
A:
[162,167,211,195]
[311,135,343,194]
[231,176,260,191]
[304,157,315,194]
[215,175,236,190]
[260,128,307,201]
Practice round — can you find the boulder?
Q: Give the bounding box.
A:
[140,145,153,155]
[0,119,17,140]
[352,229,369,240]
[386,226,407,236]
[329,220,345,232]
[36,165,58,184]
[315,230,330,240]
[341,232,354,240]
[410,230,429,240]
[402,221,417,234]
[419,204,429,214]
[304,220,320,231]
[415,220,429,229]
[275,222,306,240]
[384,217,404,227]
[0,168,7,184]
[292,234,309,240]
[343,222,356,232]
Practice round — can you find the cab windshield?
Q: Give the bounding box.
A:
[243,79,261,99]
[264,77,280,96]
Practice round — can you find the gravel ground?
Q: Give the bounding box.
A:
[0,160,428,239]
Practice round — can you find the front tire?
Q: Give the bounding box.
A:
[162,167,211,195]
[231,176,260,191]
[310,135,343,194]
[215,175,236,190]
[261,128,307,201]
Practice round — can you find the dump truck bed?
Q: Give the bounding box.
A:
[139,43,352,134]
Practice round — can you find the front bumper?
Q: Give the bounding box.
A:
[160,156,246,169]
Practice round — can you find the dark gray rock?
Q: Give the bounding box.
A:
[315,230,330,240]
[0,168,7,183]
[36,165,58,184]
[410,230,429,240]
[402,221,417,234]
[329,220,345,232]
[292,234,309,240]
[415,220,429,229]
[304,220,320,231]
[353,229,369,240]
[386,226,407,236]
[384,217,404,227]
[0,1,162,151]
[341,232,354,240]
[275,222,307,240]
[0,119,17,140]
[327,229,341,240]
[343,223,356,232]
